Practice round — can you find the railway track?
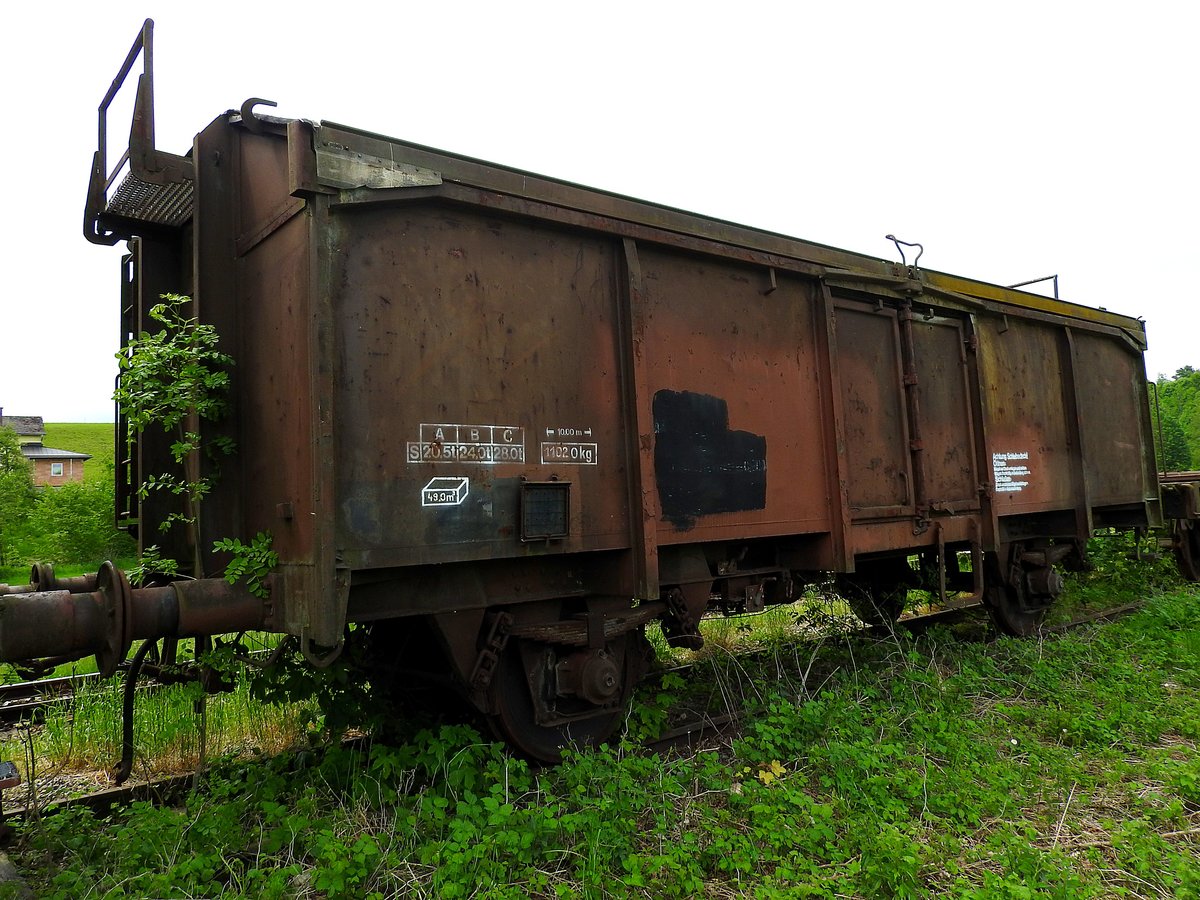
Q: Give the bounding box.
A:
[0,645,280,727]
[0,673,99,725]
[0,597,1149,822]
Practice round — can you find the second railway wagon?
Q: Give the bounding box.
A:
[0,21,1166,759]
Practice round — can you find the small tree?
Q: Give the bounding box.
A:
[0,426,27,474]
[0,427,34,567]
[113,294,235,576]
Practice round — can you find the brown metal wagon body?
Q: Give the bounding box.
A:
[0,20,1179,758]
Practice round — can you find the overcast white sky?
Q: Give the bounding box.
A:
[1,2,1196,422]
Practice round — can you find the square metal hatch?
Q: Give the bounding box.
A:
[520,481,571,541]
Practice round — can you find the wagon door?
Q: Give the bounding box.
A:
[833,300,915,519]
[832,298,980,535]
[908,313,980,517]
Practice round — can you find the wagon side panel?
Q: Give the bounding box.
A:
[637,247,831,542]
[329,205,629,571]
[976,316,1077,516]
[1072,329,1159,517]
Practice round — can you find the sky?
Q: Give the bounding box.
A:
[1,2,1196,422]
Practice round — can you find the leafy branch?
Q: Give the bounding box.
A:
[115,298,234,434]
[213,532,278,599]
[113,294,236,576]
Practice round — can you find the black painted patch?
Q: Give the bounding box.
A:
[653,390,767,528]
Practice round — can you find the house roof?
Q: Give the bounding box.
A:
[20,444,91,461]
[0,415,45,437]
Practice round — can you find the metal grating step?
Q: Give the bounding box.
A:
[105,172,193,228]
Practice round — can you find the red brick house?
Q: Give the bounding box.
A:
[22,444,91,486]
[0,413,91,487]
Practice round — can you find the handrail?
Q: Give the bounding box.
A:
[84,18,194,245]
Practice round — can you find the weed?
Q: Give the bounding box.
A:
[0,674,313,798]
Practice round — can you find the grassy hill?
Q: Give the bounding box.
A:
[43,422,115,482]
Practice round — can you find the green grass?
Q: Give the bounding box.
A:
[1,636,314,807]
[41,422,115,482]
[9,557,1200,898]
[27,677,313,779]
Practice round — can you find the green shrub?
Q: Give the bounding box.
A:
[18,478,134,565]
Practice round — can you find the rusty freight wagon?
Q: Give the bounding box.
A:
[0,21,1179,760]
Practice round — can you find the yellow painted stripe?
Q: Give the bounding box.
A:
[927,272,1144,334]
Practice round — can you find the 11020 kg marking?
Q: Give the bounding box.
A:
[540,442,599,465]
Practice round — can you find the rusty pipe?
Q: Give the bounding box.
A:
[32,563,101,595]
[0,591,110,660]
[0,562,267,677]
[0,564,101,596]
[172,577,267,636]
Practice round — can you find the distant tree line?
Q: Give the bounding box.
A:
[1154,366,1200,472]
[0,426,134,570]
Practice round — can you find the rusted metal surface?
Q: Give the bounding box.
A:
[0,565,98,597]
[835,301,912,516]
[0,566,265,675]
[1163,475,1200,582]
[1161,471,1200,483]
[330,206,629,568]
[1162,478,1200,521]
[85,19,193,246]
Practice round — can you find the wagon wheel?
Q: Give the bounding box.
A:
[1175,523,1200,583]
[982,545,1058,637]
[836,558,916,626]
[487,636,630,763]
[983,582,1046,637]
